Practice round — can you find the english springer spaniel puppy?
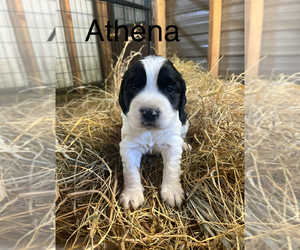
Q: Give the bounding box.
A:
[118,55,190,209]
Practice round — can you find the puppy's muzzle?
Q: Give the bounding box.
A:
[140,107,160,128]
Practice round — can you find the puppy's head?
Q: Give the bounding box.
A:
[118,56,187,130]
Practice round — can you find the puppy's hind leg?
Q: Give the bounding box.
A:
[182,142,192,151]
[181,122,192,151]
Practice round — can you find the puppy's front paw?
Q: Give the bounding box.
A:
[120,185,144,209]
[161,182,185,208]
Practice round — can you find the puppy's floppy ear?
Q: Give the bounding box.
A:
[118,60,146,115]
[178,79,187,125]
[118,78,128,114]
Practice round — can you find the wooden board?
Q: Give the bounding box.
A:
[245,0,264,76]
[207,0,222,76]
[94,1,112,80]
[59,0,82,87]
[6,0,41,86]
[153,0,166,57]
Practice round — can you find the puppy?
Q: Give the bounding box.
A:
[118,55,189,209]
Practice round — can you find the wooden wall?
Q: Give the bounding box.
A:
[219,0,244,77]
[166,0,245,76]
[259,0,300,76]
[2,0,299,91]
[166,0,209,68]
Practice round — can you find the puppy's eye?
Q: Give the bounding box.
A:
[130,85,138,92]
[165,86,174,94]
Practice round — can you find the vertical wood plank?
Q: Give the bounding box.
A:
[6,0,41,86]
[93,1,112,80]
[245,0,264,76]
[59,0,82,87]
[207,0,222,76]
[153,0,166,57]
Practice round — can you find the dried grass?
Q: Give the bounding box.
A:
[56,44,245,249]
[245,74,300,249]
[0,89,55,249]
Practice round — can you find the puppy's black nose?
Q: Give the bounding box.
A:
[140,107,160,122]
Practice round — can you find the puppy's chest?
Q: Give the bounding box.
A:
[138,131,166,154]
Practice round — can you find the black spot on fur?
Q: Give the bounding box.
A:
[157,60,187,125]
[118,61,147,114]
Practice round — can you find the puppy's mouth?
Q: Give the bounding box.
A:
[141,121,157,130]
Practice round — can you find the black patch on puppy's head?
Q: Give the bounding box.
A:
[118,61,146,115]
[157,60,187,125]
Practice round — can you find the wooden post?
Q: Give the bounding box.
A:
[93,0,112,80]
[59,0,82,87]
[207,0,222,76]
[153,0,166,57]
[245,0,264,76]
[6,0,41,86]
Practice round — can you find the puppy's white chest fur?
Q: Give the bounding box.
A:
[137,131,157,155]
[121,113,184,155]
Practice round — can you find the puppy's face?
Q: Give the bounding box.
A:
[119,56,187,130]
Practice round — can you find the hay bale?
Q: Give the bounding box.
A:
[0,91,55,249]
[245,74,300,249]
[56,55,244,249]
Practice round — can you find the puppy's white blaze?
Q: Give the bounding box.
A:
[140,56,166,92]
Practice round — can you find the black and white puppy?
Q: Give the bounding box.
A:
[118,55,190,209]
